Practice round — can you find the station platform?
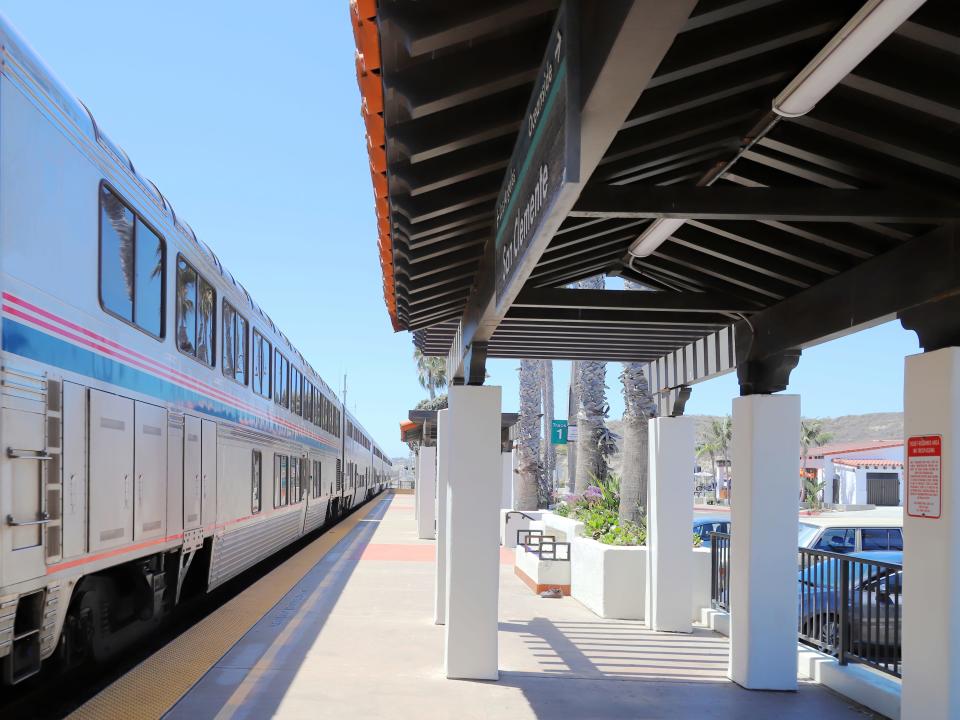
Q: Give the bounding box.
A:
[74,491,881,719]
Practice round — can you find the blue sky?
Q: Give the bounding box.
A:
[2,3,919,457]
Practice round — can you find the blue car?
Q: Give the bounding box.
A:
[797,550,902,658]
[693,516,730,548]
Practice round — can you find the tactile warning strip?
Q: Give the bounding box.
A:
[67,495,389,720]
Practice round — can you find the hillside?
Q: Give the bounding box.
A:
[604,411,902,456]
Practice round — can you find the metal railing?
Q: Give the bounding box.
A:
[709,532,902,678]
[709,531,731,611]
[517,529,571,562]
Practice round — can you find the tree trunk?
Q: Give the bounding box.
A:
[618,359,658,523]
[567,360,579,494]
[541,359,555,500]
[618,278,658,521]
[516,359,542,511]
[574,276,608,494]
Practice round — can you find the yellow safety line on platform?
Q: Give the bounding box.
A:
[68,494,389,720]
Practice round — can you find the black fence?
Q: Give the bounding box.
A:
[709,532,902,678]
[710,531,731,611]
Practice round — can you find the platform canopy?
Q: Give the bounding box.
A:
[351,0,960,414]
[401,410,518,447]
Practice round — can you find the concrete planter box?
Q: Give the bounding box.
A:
[514,543,571,594]
[571,536,647,620]
[691,547,713,621]
[540,512,584,542]
[570,539,711,622]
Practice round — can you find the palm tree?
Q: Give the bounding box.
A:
[801,419,833,503]
[541,359,556,496]
[516,359,543,510]
[699,416,732,499]
[618,280,658,522]
[574,275,609,493]
[567,360,579,493]
[696,439,720,479]
[413,348,447,400]
[197,281,215,364]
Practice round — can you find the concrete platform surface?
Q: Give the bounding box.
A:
[169,492,883,719]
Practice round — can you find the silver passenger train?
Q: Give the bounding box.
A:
[0,16,390,684]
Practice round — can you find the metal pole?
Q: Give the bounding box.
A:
[839,558,849,665]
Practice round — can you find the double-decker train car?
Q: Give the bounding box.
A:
[0,15,390,684]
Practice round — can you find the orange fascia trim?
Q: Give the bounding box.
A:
[370,145,386,174]
[371,170,388,199]
[350,0,398,330]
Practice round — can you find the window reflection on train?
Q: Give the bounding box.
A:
[0,16,391,685]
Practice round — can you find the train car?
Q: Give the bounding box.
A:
[0,16,386,684]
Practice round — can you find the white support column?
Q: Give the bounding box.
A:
[414,453,419,523]
[902,348,960,720]
[416,446,437,540]
[444,385,501,680]
[434,409,450,625]
[500,450,514,509]
[728,393,800,691]
[646,415,694,633]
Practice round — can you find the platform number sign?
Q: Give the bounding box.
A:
[551,420,568,445]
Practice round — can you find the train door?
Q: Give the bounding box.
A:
[201,420,217,526]
[61,382,87,559]
[166,414,184,537]
[2,391,48,584]
[88,389,134,552]
[183,416,202,531]
[134,401,167,540]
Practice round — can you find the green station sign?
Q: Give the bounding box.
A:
[551,419,569,445]
[494,0,580,306]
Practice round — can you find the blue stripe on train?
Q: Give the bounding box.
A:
[2,318,337,452]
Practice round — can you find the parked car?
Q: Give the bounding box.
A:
[693,516,730,548]
[797,550,902,661]
[797,509,903,555]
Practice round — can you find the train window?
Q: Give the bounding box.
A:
[313,460,322,498]
[99,184,165,338]
[252,330,272,398]
[135,223,164,336]
[176,255,216,366]
[221,301,249,385]
[289,456,299,502]
[252,450,262,514]
[277,454,288,506]
[274,351,289,408]
[273,454,281,507]
[304,381,314,424]
[291,369,302,416]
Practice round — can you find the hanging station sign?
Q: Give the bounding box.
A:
[551,419,569,445]
[494,0,580,306]
[906,434,941,519]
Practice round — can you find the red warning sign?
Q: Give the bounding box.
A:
[907,435,942,519]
